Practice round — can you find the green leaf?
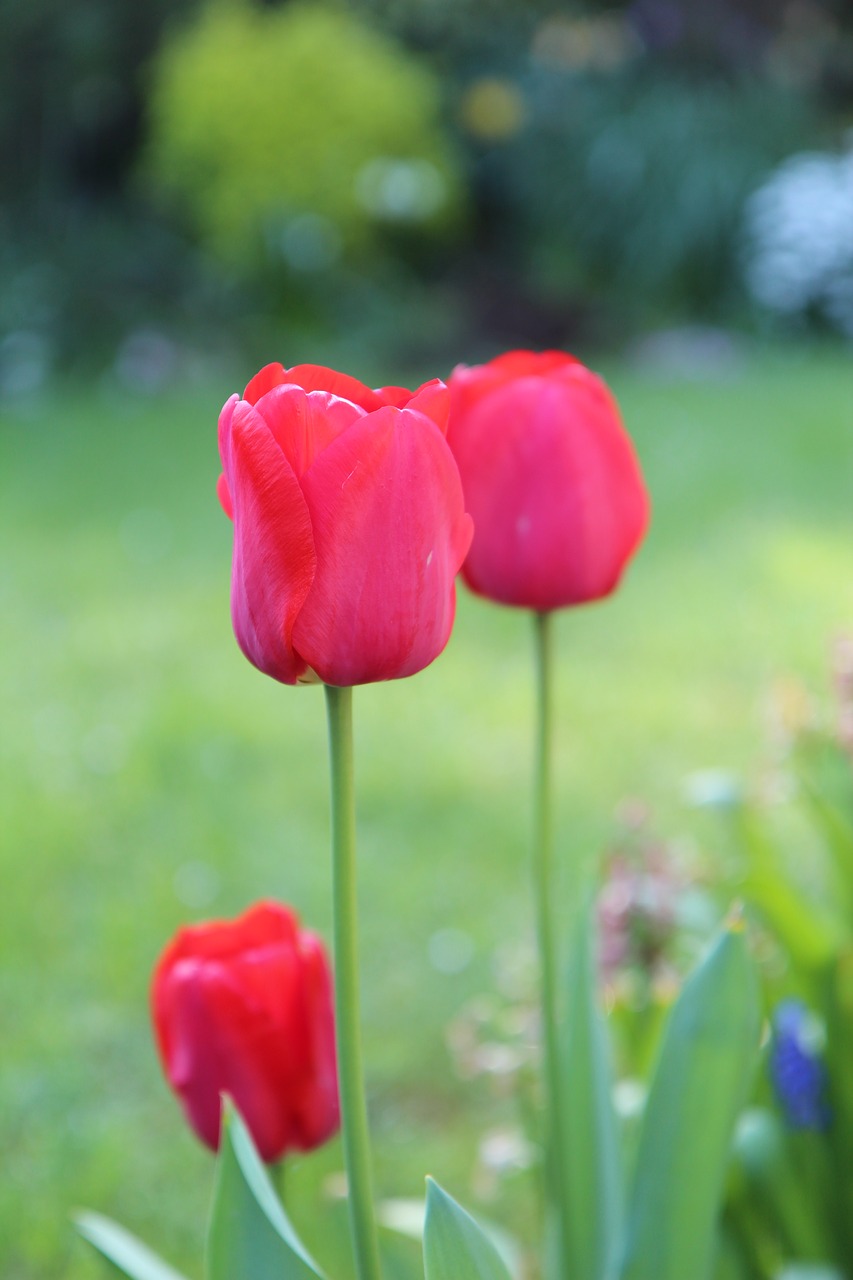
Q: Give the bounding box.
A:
[382,1196,523,1279]
[206,1100,325,1280]
[423,1179,512,1280]
[797,736,853,920]
[74,1211,191,1280]
[558,907,624,1280]
[712,1221,759,1280]
[618,924,761,1280]
[731,1109,830,1261]
[821,952,853,1261]
[731,806,840,971]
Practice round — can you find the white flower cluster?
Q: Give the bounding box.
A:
[742,141,853,336]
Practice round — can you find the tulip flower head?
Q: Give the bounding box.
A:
[151,901,339,1162]
[447,350,650,611]
[217,363,473,686]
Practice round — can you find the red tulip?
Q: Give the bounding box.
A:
[151,901,339,1162]
[217,363,472,687]
[447,351,650,611]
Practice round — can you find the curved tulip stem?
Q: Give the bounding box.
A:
[532,610,569,1278]
[324,684,383,1280]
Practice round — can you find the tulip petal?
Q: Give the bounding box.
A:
[217,395,239,519]
[253,385,366,478]
[158,902,302,968]
[218,392,239,449]
[292,933,341,1148]
[451,375,649,610]
[404,379,450,435]
[160,959,305,1161]
[450,350,578,426]
[480,349,576,378]
[244,363,287,403]
[373,384,412,408]
[217,472,234,520]
[220,401,316,684]
[283,363,384,412]
[293,406,472,685]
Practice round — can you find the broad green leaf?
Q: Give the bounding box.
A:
[618,925,761,1280]
[206,1100,324,1280]
[557,908,624,1280]
[423,1179,512,1280]
[74,1212,190,1280]
[738,865,837,972]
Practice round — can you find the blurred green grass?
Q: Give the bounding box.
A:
[1,346,852,1279]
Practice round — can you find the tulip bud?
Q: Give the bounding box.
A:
[151,900,340,1162]
[447,350,649,611]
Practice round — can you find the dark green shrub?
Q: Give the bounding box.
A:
[489,70,817,322]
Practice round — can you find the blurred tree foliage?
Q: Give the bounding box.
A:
[362,0,852,326]
[144,1,464,265]
[493,71,819,322]
[0,0,206,368]
[1,0,852,370]
[0,0,197,213]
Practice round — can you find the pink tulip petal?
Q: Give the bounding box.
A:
[217,396,238,520]
[158,902,301,970]
[218,392,238,450]
[220,401,316,684]
[404,379,450,434]
[293,406,471,685]
[481,349,576,378]
[450,350,579,425]
[244,363,287,403]
[163,960,302,1160]
[217,472,234,520]
[373,383,412,408]
[283,363,384,412]
[252,385,366,478]
[291,933,340,1148]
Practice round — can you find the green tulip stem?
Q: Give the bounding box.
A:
[324,684,382,1280]
[532,609,569,1279]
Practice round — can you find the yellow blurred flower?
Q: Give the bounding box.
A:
[459,78,527,142]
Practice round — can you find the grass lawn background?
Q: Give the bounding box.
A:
[2,344,851,1278]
